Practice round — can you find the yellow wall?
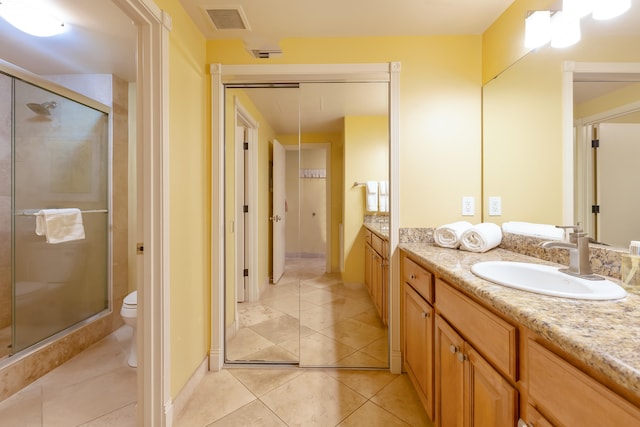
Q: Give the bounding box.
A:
[482,0,640,226]
[208,35,483,228]
[343,116,388,283]
[154,0,210,398]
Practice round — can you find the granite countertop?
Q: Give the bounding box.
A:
[400,242,640,402]
[364,222,389,240]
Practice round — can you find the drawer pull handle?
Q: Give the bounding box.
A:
[449,345,459,354]
[457,352,468,363]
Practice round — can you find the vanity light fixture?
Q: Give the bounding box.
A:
[562,0,594,20]
[592,0,631,20]
[550,11,581,48]
[0,0,66,37]
[524,10,551,49]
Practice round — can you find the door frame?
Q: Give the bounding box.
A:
[112,0,170,425]
[210,63,401,373]
[233,99,259,302]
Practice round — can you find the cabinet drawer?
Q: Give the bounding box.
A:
[364,229,372,245]
[403,256,433,303]
[528,339,640,426]
[371,233,383,256]
[436,279,517,381]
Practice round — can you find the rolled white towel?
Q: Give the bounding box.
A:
[434,221,473,249]
[501,221,564,240]
[460,223,502,253]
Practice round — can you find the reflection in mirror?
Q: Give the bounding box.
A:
[573,75,640,248]
[224,82,390,368]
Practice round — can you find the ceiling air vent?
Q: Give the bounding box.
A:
[250,49,283,59]
[206,7,250,31]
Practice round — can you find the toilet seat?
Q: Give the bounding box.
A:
[123,290,137,307]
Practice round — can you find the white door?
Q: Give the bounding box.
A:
[236,126,246,302]
[597,123,640,247]
[272,139,286,283]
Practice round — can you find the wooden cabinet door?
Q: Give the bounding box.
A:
[436,315,465,427]
[466,346,518,427]
[364,243,372,293]
[381,255,388,325]
[404,284,434,419]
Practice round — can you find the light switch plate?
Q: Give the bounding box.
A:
[462,196,474,216]
[489,196,502,216]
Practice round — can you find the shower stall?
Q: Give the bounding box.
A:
[0,69,110,360]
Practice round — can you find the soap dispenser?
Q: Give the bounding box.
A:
[621,241,640,287]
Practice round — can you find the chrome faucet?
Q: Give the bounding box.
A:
[540,225,603,281]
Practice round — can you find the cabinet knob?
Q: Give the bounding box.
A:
[457,352,468,363]
[410,274,416,280]
[421,311,429,318]
[517,419,533,427]
[449,345,459,354]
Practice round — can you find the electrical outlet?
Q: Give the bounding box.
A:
[462,196,475,216]
[489,196,502,216]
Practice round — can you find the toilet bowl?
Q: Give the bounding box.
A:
[120,291,137,367]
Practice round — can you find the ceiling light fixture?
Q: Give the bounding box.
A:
[563,0,594,20]
[524,11,551,49]
[0,0,66,37]
[551,11,581,48]
[592,0,631,20]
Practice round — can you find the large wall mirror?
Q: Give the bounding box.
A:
[222,73,391,368]
[482,5,640,249]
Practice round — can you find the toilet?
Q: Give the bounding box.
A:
[120,291,137,367]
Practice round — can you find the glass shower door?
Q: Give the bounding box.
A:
[12,79,109,353]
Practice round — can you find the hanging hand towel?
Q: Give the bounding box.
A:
[460,222,502,253]
[378,181,389,212]
[365,181,379,212]
[434,221,473,249]
[36,208,86,244]
[501,221,565,240]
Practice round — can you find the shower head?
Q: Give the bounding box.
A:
[26,101,57,116]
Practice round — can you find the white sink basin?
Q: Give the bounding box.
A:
[471,261,627,300]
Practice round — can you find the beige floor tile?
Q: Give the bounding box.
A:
[298,333,357,366]
[228,367,306,397]
[319,318,386,350]
[335,350,388,368]
[241,344,299,363]
[299,306,339,332]
[227,327,278,361]
[42,366,137,426]
[359,336,390,363]
[351,308,386,328]
[320,297,373,320]
[300,288,342,305]
[370,374,432,427]
[260,370,367,427]
[249,314,314,345]
[209,400,286,427]
[324,369,397,399]
[79,403,137,427]
[0,383,43,426]
[238,303,286,329]
[261,296,318,320]
[174,369,256,427]
[338,401,412,427]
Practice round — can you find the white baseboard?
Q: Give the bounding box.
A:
[390,350,402,374]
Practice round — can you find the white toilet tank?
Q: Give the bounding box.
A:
[26,241,88,283]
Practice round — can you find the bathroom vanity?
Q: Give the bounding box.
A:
[399,243,640,426]
[364,224,389,325]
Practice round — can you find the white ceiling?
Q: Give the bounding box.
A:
[0,0,639,131]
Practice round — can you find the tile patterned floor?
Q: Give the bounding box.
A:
[228,256,389,368]
[0,258,426,426]
[175,367,433,427]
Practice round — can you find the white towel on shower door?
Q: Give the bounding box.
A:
[36,208,86,244]
[366,181,378,212]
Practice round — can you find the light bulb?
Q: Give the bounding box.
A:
[0,0,66,37]
[524,11,551,49]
